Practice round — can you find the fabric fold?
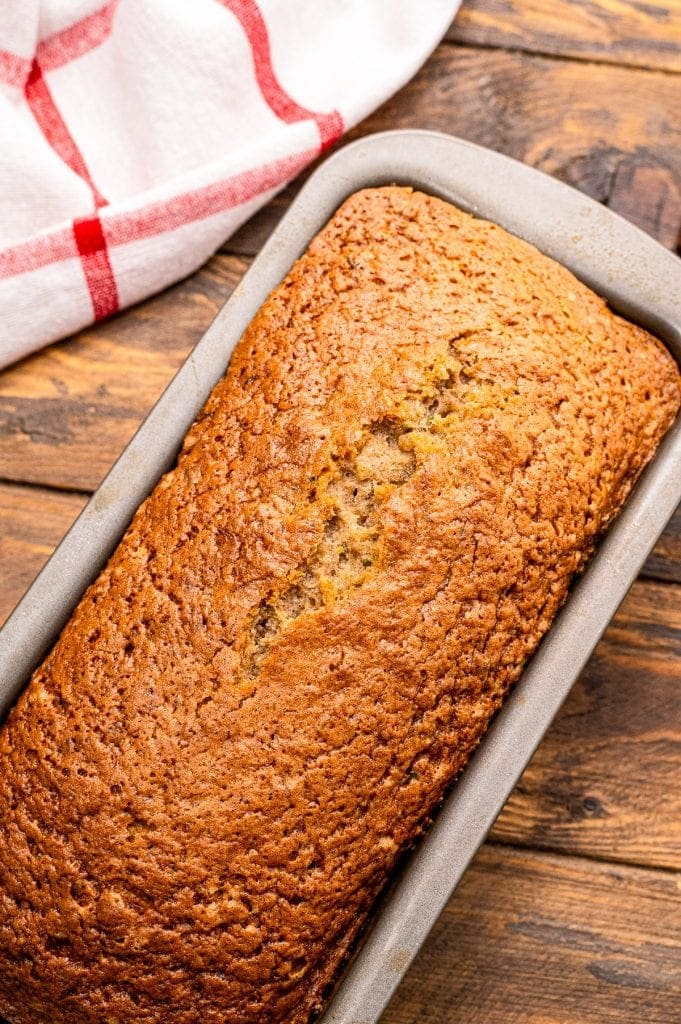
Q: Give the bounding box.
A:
[0,0,459,367]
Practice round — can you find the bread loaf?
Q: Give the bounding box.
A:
[1,187,679,1024]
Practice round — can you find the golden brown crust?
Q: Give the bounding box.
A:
[0,187,679,1024]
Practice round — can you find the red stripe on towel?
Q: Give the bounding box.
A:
[25,60,107,207]
[73,215,119,320]
[0,228,77,279]
[0,148,313,281]
[104,148,315,244]
[220,0,343,150]
[0,49,32,89]
[0,2,120,87]
[37,0,121,71]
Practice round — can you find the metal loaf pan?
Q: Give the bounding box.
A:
[1,131,681,1024]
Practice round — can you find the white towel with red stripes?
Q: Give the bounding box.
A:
[0,0,458,368]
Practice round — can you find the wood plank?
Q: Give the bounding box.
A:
[449,0,681,73]
[227,43,681,255]
[606,153,681,248]
[0,253,250,492]
[0,24,678,1020]
[1,485,679,870]
[2,48,680,497]
[383,844,681,1024]
[356,43,681,192]
[644,502,681,583]
[0,483,86,626]
[492,578,681,870]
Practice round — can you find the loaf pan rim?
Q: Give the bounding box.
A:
[0,129,680,1024]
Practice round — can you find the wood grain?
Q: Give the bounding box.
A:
[383,844,681,1024]
[2,46,680,497]
[606,154,681,247]
[0,253,250,491]
[0,483,87,625]
[1,16,680,1016]
[644,503,681,583]
[354,44,681,240]
[492,579,681,870]
[448,0,681,73]
[227,43,681,256]
[1,483,678,869]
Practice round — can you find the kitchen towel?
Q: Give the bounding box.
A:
[0,0,459,368]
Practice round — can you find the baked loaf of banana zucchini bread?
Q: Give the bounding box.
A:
[1,187,679,1024]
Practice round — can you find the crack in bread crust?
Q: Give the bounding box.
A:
[245,418,418,679]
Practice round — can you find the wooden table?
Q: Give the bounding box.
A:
[1,2,680,1020]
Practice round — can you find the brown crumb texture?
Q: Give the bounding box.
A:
[0,186,679,1024]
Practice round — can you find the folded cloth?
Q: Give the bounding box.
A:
[0,0,459,368]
